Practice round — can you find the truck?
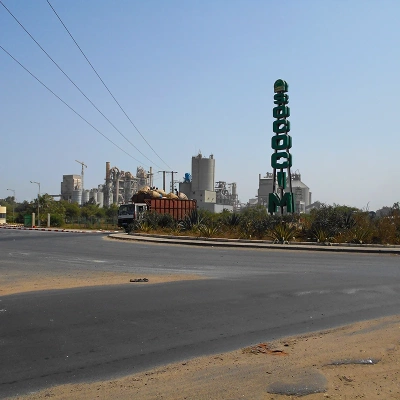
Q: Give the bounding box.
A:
[118,195,197,231]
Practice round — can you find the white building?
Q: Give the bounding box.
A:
[257,171,311,213]
[0,206,6,224]
[179,153,234,212]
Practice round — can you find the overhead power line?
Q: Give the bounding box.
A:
[0,0,161,169]
[0,44,148,167]
[46,0,173,170]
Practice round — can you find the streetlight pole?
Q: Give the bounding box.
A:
[30,181,40,226]
[6,188,15,223]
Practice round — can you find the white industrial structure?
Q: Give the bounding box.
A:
[61,175,82,203]
[75,160,87,206]
[0,206,6,224]
[257,171,311,213]
[61,162,153,207]
[103,162,152,207]
[215,181,239,210]
[60,155,242,212]
[179,153,237,212]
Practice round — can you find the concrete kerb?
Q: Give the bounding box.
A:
[108,233,400,255]
[0,225,119,234]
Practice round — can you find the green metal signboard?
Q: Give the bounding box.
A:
[268,79,295,214]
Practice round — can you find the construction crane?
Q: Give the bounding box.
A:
[75,160,87,205]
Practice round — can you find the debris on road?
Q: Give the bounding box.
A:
[242,342,288,356]
[130,278,149,283]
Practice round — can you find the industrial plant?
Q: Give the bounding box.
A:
[60,154,240,212]
[60,155,312,213]
[177,153,238,212]
[256,171,311,213]
[61,163,152,207]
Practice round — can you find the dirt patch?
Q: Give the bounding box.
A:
[0,271,205,296]
[13,315,400,399]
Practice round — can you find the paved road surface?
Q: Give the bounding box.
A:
[1,230,399,398]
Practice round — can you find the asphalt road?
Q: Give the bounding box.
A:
[1,229,400,398]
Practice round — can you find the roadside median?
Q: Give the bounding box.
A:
[108,232,400,255]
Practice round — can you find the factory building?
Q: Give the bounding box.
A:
[60,175,82,203]
[103,162,152,207]
[60,163,153,207]
[291,172,312,213]
[257,171,311,213]
[0,206,6,224]
[60,155,240,212]
[215,181,239,210]
[179,153,237,212]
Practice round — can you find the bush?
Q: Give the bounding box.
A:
[158,213,176,229]
[308,204,358,241]
[267,224,298,244]
[198,223,221,238]
[50,214,64,227]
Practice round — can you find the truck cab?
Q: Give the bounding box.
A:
[117,203,147,230]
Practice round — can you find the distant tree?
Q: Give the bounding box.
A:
[83,196,98,206]
[61,201,81,220]
[81,203,100,219]
[105,204,119,219]
[39,194,65,215]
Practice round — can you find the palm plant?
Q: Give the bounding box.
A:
[267,224,297,244]
[313,228,333,244]
[198,223,221,238]
[178,209,204,231]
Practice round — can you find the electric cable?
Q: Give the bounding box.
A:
[0,44,148,167]
[0,0,162,169]
[46,0,173,170]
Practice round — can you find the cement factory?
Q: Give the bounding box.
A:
[60,153,311,213]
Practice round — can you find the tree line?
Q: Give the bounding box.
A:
[0,195,118,227]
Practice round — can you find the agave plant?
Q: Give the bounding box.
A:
[348,227,371,244]
[223,213,241,227]
[267,224,297,244]
[137,221,152,233]
[313,228,333,244]
[198,223,221,238]
[178,209,204,231]
[239,221,253,239]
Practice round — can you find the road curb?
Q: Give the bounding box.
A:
[0,225,118,234]
[108,233,400,255]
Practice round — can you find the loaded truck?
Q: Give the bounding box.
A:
[118,193,197,231]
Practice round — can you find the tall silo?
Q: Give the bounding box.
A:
[231,183,237,197]
[104,162,111,207]
[72,189,82,205]
[97,191,104,208]
[82,190,90,204]
[291,173,310,208]
[89,189,97,202]
[191,153,215,191]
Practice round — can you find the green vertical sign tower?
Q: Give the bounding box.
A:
[268,79,295,214]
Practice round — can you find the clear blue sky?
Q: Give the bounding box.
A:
[1,0,399,211]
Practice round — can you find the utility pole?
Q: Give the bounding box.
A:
[158,171,178,193]
[30,181,40,226]
[6,188,15,223]
[170,171,178,193]
[147,166,153,188]
[158,171,166,191]
[75,160,87,205]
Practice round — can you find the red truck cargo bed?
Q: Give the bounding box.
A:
[144,198,197,220]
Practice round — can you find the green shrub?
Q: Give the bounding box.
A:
[50,214,64,227]
[308,204,358,240]
[179,209,204,231]
[267,224,298,244]
[158,213,176,229]
[198,223,221,238]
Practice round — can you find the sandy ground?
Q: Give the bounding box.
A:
[0,270,204,296]
[5,273,400,400]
